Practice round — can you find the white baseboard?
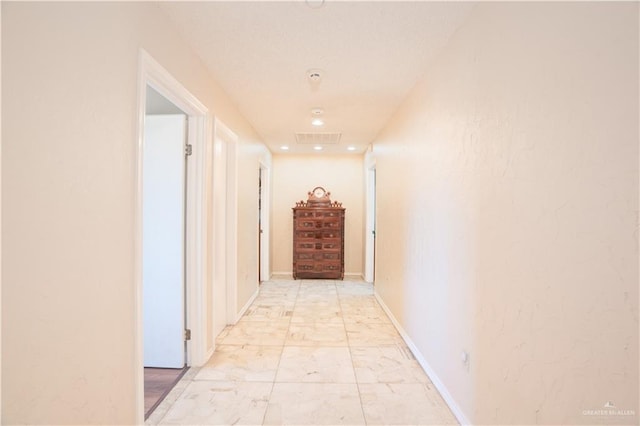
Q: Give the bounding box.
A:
[374,291,472,426]
[270,272,364,281]
[234,287,259,323]
[344,272,365,280]
[203,346,214,364]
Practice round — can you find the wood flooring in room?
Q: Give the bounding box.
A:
[144,367,188,419]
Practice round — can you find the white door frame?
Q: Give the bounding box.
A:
[135,49,211,424]
[364,158,377,283]
[211,119,227,337]
[258,162,271,282]
[212,118,239,325]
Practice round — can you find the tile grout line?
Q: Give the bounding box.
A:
[337,281,369,426]
[259,278,301,425]
[156,279,457,425]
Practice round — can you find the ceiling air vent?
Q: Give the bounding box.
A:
[295,132,342,145]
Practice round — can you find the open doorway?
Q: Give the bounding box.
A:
[142,87,189,418]
[364,163,377,283]
[258,163,270,282]
[135,50,211,423]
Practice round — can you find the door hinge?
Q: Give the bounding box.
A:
[185,144,193,156]
[184,329,191,341]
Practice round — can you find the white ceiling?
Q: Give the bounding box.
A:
[159,1,474,154]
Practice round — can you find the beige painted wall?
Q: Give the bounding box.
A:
[2,2,269,424]
[372,2,638,424]
[272,154,364,277]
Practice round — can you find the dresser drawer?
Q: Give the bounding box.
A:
[321,220,342,230]
[295,219,320,230]
[294,250,342,262]
[320,241,341,251]
[320,262,342,272]
[295,241,341,252]
[295,261,322,272]
[294,261,342,273]
[322,230,340,239]
[295,241,318,251]
[296,210,315,218]
[296,252,325,261]
[295,230,317,239]
[322,211,342,219]
[323,252,341,261]
[296,230,341,240]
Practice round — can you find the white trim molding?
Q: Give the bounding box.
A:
[374,291,472,426]
[344,273,365,281]
[364,158,377,283]
[235,288,260,323]
[212,118,239,327]
[258,161,271,282]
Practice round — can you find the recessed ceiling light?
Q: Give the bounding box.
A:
[347,146,356,151]
[311,118,324,126]
[314,146,323,151]
[281,145,289,150]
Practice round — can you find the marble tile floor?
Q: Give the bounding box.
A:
[146,278,458,425]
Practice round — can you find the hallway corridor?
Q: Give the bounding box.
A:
[146,279,458,425]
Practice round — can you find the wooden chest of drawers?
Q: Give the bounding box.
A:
[292,187,345,280]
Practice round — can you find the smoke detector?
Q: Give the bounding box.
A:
[307,69,323,84]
